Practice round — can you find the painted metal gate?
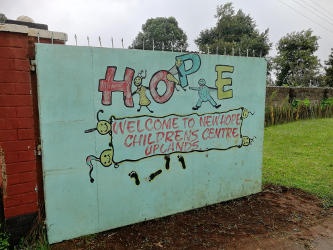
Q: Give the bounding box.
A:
[35,43,267,243]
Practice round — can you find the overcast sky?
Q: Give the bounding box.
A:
[2,0,333,63]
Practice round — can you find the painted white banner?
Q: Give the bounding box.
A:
[110,108,244,163]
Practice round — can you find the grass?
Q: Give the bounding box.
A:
[14,219,49,250]
[263,118,333,207]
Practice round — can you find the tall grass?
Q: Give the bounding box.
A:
[14,218,49,250]
[265,98,333,127]
[263,118,333,207]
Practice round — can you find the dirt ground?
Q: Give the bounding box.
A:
[51,185,333,250]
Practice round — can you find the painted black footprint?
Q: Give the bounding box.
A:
[177,155,186,169]
[129,171,140,185]
[164,155,171,170]
[148,169,162,181]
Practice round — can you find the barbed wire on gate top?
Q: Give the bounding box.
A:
[70,35,266,57]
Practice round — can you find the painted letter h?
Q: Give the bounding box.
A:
[99,66,134,107]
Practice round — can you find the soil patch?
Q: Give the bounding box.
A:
[51,185,333,249]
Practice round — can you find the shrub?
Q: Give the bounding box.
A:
[0,225,10,250]
[265,98,333,126]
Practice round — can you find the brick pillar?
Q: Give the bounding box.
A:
[0,21,67,242]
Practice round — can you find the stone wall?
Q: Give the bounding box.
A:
[266,86,333,107]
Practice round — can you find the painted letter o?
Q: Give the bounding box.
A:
[149,70,175,104]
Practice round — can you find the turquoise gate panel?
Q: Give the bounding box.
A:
[35,44,267,244]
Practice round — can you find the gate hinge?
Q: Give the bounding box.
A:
[30,60,36,72]
[36,144,42,156]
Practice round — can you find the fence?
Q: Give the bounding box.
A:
[70,34,266,57]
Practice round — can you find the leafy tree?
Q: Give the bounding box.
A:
[265,56,274,85]
[324,48,333,87]
[130,17,188,51]
[274,29,320,86]
[195,2,271,57]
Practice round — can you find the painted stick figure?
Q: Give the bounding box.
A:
[132,70,154,113]
[86,148,114,183]
[241,108,255,119]
[189,78,221,110]
[167,58,185,91]
[241,136,256,146]
[84,110,112,135]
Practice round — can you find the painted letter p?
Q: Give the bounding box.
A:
[175,54,201,88]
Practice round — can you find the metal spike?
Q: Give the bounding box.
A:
[74,34,78,46]
[99,36,102,47]
[87,36,90,46]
